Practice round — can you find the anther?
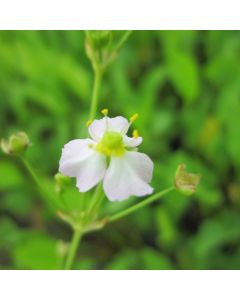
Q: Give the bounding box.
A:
[101,108,109,116]
[86,119,93,127]
[132,129,139,138]
[130,113,139,123]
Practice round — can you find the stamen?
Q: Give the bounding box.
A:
[101,108,109,130]
[121,113,139,135]
[132,129,139,138]
[101,108,109,116]
[88,143,94,148]
[130,113,139,123]
[86,119,93,127]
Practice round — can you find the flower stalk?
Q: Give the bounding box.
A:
[64,229,82,270]
[21,157,57,210]
[114,30,133,53]
[89,68,102,120]
[87,184,104,220]
[21,157,42,189]
[108,186,175,223]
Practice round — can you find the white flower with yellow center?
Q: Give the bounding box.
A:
[59,110,154,201]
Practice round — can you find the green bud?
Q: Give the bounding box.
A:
[54,173,71,193]
[85,30,114,72]
[86,30,112,50]
[175,164,201,196]
[1,131,30,156]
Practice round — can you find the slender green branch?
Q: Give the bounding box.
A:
[64,229,82,270]
[114,30,133,52]
[21,157,42,189]
[21,157,56,209]
[108,186,175,223]
[87,184,104,218]
[89,69,102,120]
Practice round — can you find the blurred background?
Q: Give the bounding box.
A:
[0,30,240,270]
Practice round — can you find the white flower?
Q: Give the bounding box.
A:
[59,112,154,201]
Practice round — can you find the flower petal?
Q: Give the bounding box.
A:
[108,116,129,132]
[59,139,106,192]
[88,116,129,141]
[88,118,107,141]
[59,139,95,176]
[123,135,143,147]
[76,151,106,192]
[103,151,154,201]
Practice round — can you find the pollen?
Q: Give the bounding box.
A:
[86,119,92,127]
[130,113,139,123]
[132,129,139,138]
[101,108,109,116]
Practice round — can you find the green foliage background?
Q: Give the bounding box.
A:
[1,30,240,270]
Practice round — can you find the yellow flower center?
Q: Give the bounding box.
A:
[96,131,125,157]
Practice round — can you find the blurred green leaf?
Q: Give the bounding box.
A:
[141,248,173,270]
[167,51,200,103]
[13,233,61,270]
[106,249,138,270]
[0,160,23,189]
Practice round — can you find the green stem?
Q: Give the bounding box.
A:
[87,184,104,219]
[108,186,175,223]
[21,157,56,209]
[89,69,102,120]
[114,30,133,52]
[64,229,82,270]
[21,157,42,189]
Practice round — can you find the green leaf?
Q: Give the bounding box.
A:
[191,209,240,268]
[167,51,200,103]
[106,249,138,270]
[0,218,23,248]
[0,160,23,189]
[13,233,61,270]
[141,248,173,270]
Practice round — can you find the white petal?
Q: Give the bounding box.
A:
[103,151,154,201]
[59,139,106,192]
[59,139,95,177]
[88,118,107,141]
[88,116,129,141]
[107,116,129,132]
[123,135,143,147]
[76,151,106,192]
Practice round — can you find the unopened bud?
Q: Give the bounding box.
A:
[86,30,112,49]
[175,164,201,196]
[54,173,71,193]
[1,131,30,156]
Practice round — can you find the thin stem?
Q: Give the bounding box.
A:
[108,186,175,223]
[89,69,102,120]
[64,229,82,270]
[21,157,42,189]
[21,157,56,209]
[114,30,133,52]
[87,184,104,218]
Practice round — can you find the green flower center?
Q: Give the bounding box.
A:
[96,131,125,156]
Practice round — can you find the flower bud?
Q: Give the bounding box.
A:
[174,164,201,196]
[86,30,112,50]
[1,131,30,156]
[54,172,71,193]
[85,31,114,72]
